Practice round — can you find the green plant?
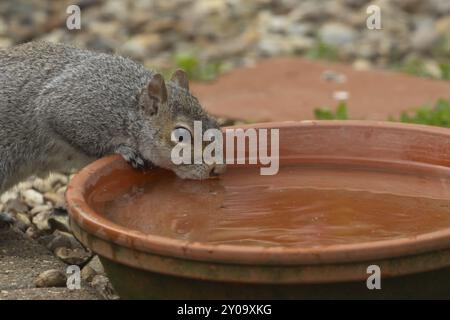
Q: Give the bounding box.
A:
[401,58,429,78]
[306,41,339,61]
[174,52,223,81]
[400,58,450,80]
[440,63,450,80]
[314,102,348,120]
[396,99,450,128]
[314,99,450,128]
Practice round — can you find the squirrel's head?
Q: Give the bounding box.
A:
[135,70,226,180]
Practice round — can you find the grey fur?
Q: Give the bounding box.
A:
[0,41,224,193]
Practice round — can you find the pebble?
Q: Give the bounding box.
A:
[122,33,164,60]
[32,178,53,194]
[86,256,105,275]
[411,18,438,52]
[4,198,29,213]
[352,59,372,71]
[90,275,120,300]
[43,192,65,208]
[81,266,97,283]
[319,22,357,46]
[0,0,445,79]
[25,225,40,239]
[15,212,31,231]
[321,70,347,83]
[80,256,106,283]
[21,189,44,207]
[32,211,51,232]
[34,269,67,288]
[47,230,83,252]
[47,208,71,232]
[29,204,52,217]
[54,247,92,266]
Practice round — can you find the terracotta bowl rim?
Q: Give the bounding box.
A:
[66,120,450,265]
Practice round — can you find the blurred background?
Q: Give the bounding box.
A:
[0,0,449,81]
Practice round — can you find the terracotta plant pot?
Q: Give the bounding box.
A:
[66,121,450,299]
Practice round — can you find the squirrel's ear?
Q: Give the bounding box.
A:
[147,73,168,104]
[170,69,189,91]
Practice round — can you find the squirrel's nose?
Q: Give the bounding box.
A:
[209,164,226,177]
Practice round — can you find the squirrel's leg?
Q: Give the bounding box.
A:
[115,145,154,170]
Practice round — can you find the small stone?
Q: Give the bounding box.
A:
[436,16,450,36]
[288,36,314,53]
[353,59,372,71]
[411,18,438,52]
[29,204,52,216]
[333,90,350,102]
[0,190,19,204]
[32,211,51,232]
[44,192,65,208]
[267,15,290,34]
[91,275,119,300]
[56,186,67,196]
[37,234,56,247]
[32,178,53,194]
[47,173,69,188]
[21,189,44,207]
[81,266,96,282]
[55,247,91,266]
[32,210,51,232]
[122,33,164,59]
[319,22,357,46]
[3,198,29,214]
[16,181,33,191]
[25,225,40,239]
[343,0,371,7]
[47,230,82,252]
[393,0,422,12]
[0,37,12,48]
[34,269,67,288]
[321,70,347,83]
[15,212,31,231]
[48,208,70,232]
[423,60,442,79]
[86,256,105,275]
[428,0,450,14]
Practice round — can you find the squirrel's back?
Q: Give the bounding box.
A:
[0,42,152,191]
[0,42,87,110]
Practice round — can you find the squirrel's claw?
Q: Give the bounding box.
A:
[116,145,153,170]
[130,157,145,170]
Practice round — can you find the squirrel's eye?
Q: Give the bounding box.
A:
[171,127,191,144]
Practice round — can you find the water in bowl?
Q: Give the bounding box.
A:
[91,162,450,247]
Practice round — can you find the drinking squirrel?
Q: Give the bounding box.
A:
[0,41,226,226]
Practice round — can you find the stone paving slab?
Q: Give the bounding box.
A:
[192,58,450,123]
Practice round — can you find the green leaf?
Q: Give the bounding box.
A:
[314,102,348,120]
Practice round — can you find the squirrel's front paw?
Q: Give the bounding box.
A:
[116,146,152,170]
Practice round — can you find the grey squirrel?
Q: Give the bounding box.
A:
[0,41,226,196]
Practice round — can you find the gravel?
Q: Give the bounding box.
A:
[0,0,447,77]
[0,173,115,299]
